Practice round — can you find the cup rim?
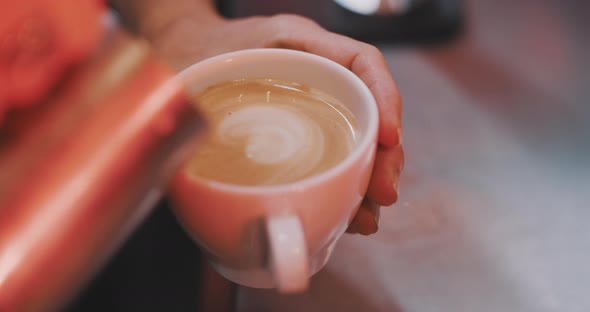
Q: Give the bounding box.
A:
[177,48,379,194]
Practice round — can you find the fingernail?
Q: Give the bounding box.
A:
[360,201,380,235]
[373,206,380,230]
[392,178,400,203]
[395,127,403,146]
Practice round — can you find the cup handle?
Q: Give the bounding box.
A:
[266,214,310,293]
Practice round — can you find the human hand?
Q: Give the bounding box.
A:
[151,14,404,235]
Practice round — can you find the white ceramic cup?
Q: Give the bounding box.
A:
[170,48,378,293]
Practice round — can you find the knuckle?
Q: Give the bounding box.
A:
[362,44,385,62]
[263,14,322,48]
[268,13,321,29]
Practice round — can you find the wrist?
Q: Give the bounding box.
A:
[140,7,224,43]
[142,10,226,70]
[109,0,226,70]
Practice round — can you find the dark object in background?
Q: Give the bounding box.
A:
[65,201,204,312]
[217,0,464,44]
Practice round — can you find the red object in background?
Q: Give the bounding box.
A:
[0,29,203,312]
[0,0,104,122]
[0,1,204,311]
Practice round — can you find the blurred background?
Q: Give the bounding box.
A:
[233,0,590,311]
[28,0,590,311]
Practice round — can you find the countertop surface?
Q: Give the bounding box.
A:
[236,0,590,311]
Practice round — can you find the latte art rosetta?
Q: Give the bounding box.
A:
[187,79,358,186]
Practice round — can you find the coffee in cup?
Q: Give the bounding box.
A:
[185,78,359,186]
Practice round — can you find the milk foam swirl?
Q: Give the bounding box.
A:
[217,105,325,183]
[187,79,358,186]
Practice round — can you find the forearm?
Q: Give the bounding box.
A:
[108,0,221,40]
